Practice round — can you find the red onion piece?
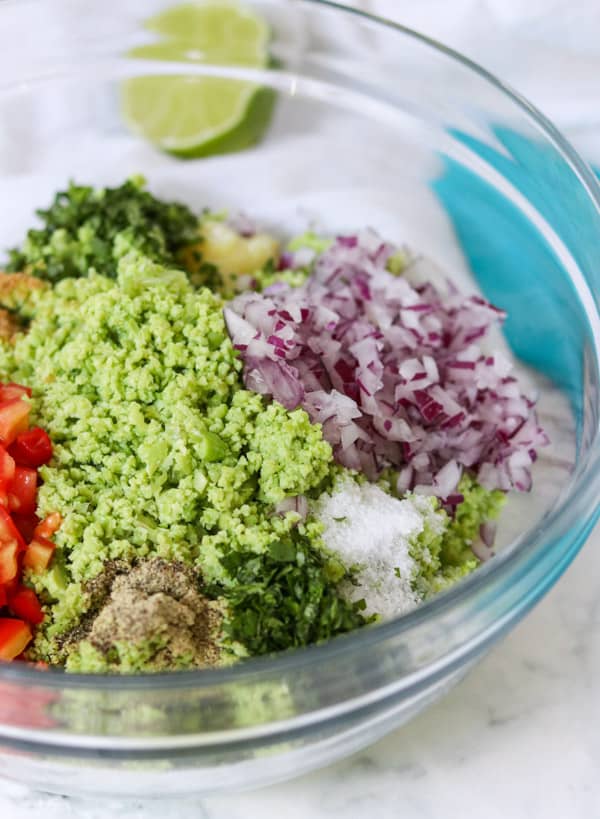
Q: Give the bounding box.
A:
[471,542,494,562]
[226,230,548,498]
[226,211,257,238]
[275,495,309,520]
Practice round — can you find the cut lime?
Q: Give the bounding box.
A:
[123,73,275,157]
[122,2,275,158]
[144,1,270,58]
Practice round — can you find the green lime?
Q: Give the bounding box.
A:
[122,2,275,158]
[143,1,270,57]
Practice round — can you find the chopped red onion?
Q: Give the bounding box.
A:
[275,495,309,520]
[226,211,257,238]
[479,520,497,548]
[471,537,495,562]
[226,230,548,498]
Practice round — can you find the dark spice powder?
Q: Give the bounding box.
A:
[66,558,223,670]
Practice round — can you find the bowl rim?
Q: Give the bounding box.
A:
[1,0,600,693]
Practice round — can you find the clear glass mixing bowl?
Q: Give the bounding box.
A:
[0,0,599,798]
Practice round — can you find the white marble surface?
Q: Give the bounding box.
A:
[1,519,599,818]
[2,0,600,816]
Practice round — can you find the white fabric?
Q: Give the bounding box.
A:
[2,0,599,155]
[345,0,600,160]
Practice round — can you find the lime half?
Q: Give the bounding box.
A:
[122,2,275,158]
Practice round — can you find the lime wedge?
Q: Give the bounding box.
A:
[144,1,270,57]
[122,2,275,158]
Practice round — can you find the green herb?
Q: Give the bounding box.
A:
[5,176,199,282]
[386,249,408,275]
[214,533,366,655]
[188,259,223,292]
[409,476,506,597]
[287,231,332,254]
[440,474,506,567]
[251,262,308,292]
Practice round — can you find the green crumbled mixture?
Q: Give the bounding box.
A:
[440,475,506,567]
[407,495,458,597]
[251,404,331,503]
[251,261,309,292]
[5,176,199,282]
[287,231,332,255]
[65,637,170,674]
[386,249,409,275]
[0,251,363,665]
[409,477,506,597]
[0,178,512,674]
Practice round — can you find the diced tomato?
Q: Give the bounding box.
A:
[8,467,37,516]
[0,677,57,728]
[0,618,32,660]
[0,400,31,447]
[23,537,55,573]
[0,384,32,402]
[0,506,26,551]
[2,576,19,596]
[34,512,62,540]
[0,447,15,494]
[8,586,44,625]
[0,542,18,585]
[0,384,57,660]
[12,513,40,544]
[9,427,52,468]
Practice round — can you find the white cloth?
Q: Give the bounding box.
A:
[345,0,600,161]
[2,0,599,160]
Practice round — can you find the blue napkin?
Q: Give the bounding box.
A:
[434,127,600,421]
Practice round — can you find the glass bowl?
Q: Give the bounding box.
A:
[0,0,599,798]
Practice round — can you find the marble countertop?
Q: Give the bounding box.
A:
[1,520,599,818]
[2,1,600,817]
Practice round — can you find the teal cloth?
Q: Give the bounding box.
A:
[434,127,600,421]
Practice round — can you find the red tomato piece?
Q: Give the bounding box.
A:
[0,400,31,447]
[2,576,19,596]
[0,586,6,608]
[0,447,15,493]
[0,542,18,585]
[0,506,26,552]
[8,587,44,625]
[23,537,55,573]
[34,512,62,540]
[8,467,37,516]
[0,618,32,660]
[9,427,52,468]
[12,513,40,544]
[0,384,32,402]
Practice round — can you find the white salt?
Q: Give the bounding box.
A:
[314,476,442,620]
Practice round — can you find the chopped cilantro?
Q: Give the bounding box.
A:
[214,533,366,655]
[5,176,199,282]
